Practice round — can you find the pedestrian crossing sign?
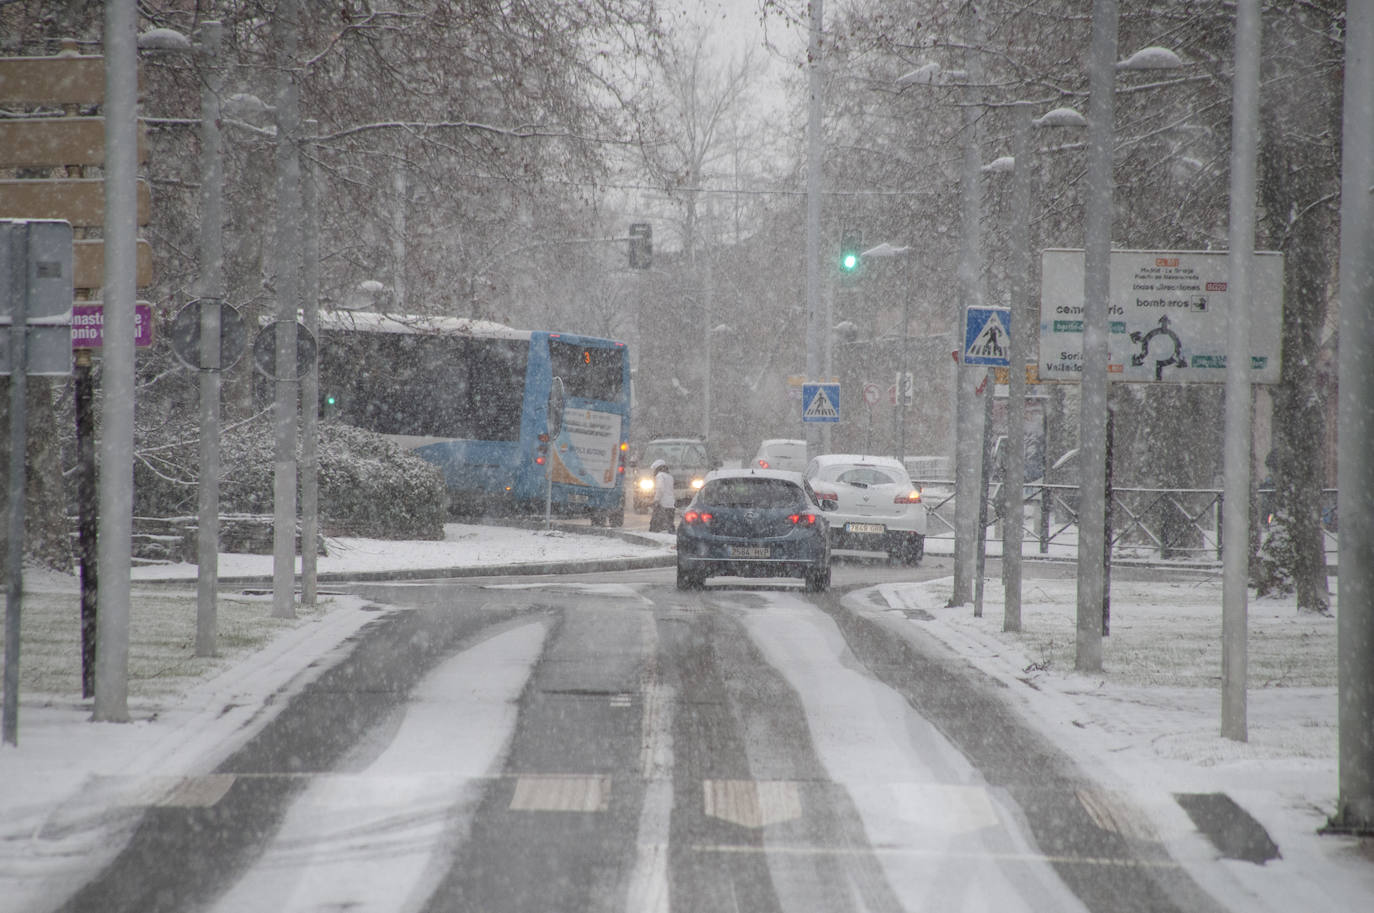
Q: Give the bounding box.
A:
[963,306,1012,367]
[801,382,840,423]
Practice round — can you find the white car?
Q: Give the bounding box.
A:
[752,438,807,473]
[806,454,927,564]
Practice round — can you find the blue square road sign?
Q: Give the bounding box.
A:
[801,382,840,423]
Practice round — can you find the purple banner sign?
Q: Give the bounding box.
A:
[72,302,153,349]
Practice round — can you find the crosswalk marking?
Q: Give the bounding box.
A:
[688,842,1182,868]
[1076,788,1159,841]
[509,774,611,812]
[703,779,803,828]
[99,774,239,808]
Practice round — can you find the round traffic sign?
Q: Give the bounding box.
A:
[169,299,247,371]
[862,382,880,406]
[252,321,318,380]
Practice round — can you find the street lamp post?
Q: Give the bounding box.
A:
[1002,102,1034,634]
[854,243,912,459]
[271,0,303,620]
[895,59,984,608]
[1076,0,1120,674]
[1076,16,1184,671]
[999,104,1085,634]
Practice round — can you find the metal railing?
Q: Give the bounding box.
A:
[916,478,1339,567]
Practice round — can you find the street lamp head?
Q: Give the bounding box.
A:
[860,242,911,258]
[1033,106,1088,129]
[833,320,859,343]
[982,155,1016,174]
[223,92,276,120]
[1117,46,1184,70]
[897,62,942,86]
[896,62,968,87]
[137,28,193,52]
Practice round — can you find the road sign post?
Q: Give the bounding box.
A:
[2,219,73,746]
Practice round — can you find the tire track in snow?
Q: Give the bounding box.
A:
[207,619,549,913]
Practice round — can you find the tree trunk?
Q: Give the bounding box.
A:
[1257,138,1335,613]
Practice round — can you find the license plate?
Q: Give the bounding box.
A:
[846,522,886,535]
[567,493,589,504]
[729,545,770,558]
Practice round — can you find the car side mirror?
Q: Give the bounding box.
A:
[818,497,838,511]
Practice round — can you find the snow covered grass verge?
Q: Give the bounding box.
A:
[864,572,1373,912]
[131,522,674,581]
[2,570,338,699]
[0,574,382,913]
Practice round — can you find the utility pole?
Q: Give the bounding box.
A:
[94,0,138,723]
[300,121,321,607]
[804,0,824,462]
[195,21,224,656]
[1332,0,1374,836]
[951,4,987,607]
[1074,0,1118,673]
[1221,0,1261,742]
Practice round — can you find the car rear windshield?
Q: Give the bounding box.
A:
[828,466,904,488]
[699,477,805,509]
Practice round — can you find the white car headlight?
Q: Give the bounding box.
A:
[638,477,656,492]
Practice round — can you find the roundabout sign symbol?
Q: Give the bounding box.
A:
[1130,315,1188,381]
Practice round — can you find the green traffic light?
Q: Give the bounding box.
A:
[841,252,858,272]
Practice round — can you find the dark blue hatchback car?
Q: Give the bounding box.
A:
[675,469,832,592]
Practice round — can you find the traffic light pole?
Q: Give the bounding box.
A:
[804,0,824,462]
[195,22,224,655]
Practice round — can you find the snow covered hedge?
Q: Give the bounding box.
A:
[132,417,447,540]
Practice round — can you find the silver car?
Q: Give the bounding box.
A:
[806,454,927,564]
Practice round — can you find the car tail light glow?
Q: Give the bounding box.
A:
[894,489,923,504]
[757,459,770,468]
[789,513,819,525]
[683,510,713,525]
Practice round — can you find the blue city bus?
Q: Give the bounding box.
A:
[316,311,632,525]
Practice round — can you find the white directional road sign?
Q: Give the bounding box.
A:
[1039,248,1283,384]
[801,382,840,423]
[963,306,1011,367]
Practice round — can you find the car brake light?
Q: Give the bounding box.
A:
[789,513,818,525]
[757,459,770,468]
[894,489,922,504]
[683,510,713,524]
